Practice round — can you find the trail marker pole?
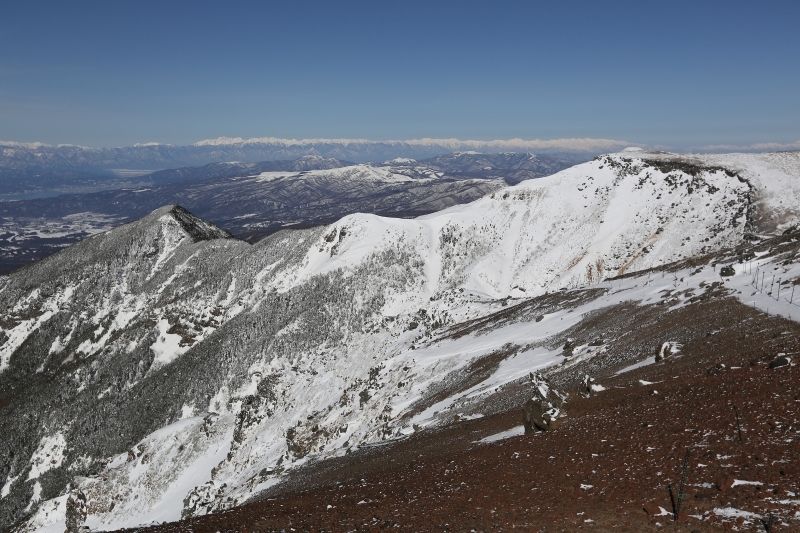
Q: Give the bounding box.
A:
[668,483,677,519]
[791,284,795,305]
[734,406,743,442]
[675,449,691,521]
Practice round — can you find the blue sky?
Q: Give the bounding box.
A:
[1,0,798,149]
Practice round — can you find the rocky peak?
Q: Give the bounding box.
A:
[161,205,233,243]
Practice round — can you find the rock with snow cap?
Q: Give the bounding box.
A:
[655,341,681,362]
[523,372,566,433]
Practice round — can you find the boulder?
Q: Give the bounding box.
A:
[582,374,605,396]
[563,338,576,357]
[769,356,790,369]
[707,363,727,376]
[656,341,681,362]
[523,372,566,433]
[582,374,594,397]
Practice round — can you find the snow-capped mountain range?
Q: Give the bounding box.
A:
[0,152,573,275]
[1,149,799,532]
[0,138,614,197]
[0,137,623,170]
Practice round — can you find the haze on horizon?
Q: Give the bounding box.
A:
[1,0,798,151]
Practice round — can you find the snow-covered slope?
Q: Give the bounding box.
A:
[270,152,756,298]
[674,151,800,233]
[2,151,799,532]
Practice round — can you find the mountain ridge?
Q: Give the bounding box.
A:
[0,139,606,197]
[2,150,800,532]
[0,153,575,275]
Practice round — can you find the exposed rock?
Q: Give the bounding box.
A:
[563,338,577,357]
[65,490,88,533]
[655,341,681,362]
[769,356,790,369]
[719,265,736,277]
[523,372,566,433]
[582,374,594,397]
[582,374,605,396]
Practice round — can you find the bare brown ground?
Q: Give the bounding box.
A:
[124,297,800,533]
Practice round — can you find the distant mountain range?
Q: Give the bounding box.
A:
[0,153,574,274]
[0,138,624,196]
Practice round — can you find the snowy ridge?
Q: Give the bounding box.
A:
[685,151,800,233]
[267,153,754,298]
[252,164,428,185]
[2,151,800,532]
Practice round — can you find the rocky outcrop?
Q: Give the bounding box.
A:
[64,490,87,533]
[522,372,567,433]
[655,341,681,362]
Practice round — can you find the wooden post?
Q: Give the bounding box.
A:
[734,406,743,442]
[675,449,691,521]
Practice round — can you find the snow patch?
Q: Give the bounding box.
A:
[27,432,67,480]
[150,318,189,369]
[478,425,525,443]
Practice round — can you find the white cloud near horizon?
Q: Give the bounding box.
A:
[697,140,800,152]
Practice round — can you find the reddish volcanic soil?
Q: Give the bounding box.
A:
[127,297,800,533]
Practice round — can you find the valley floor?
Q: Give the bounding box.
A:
[123,296,800,532]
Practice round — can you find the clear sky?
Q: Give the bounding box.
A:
[1,0,798,150]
